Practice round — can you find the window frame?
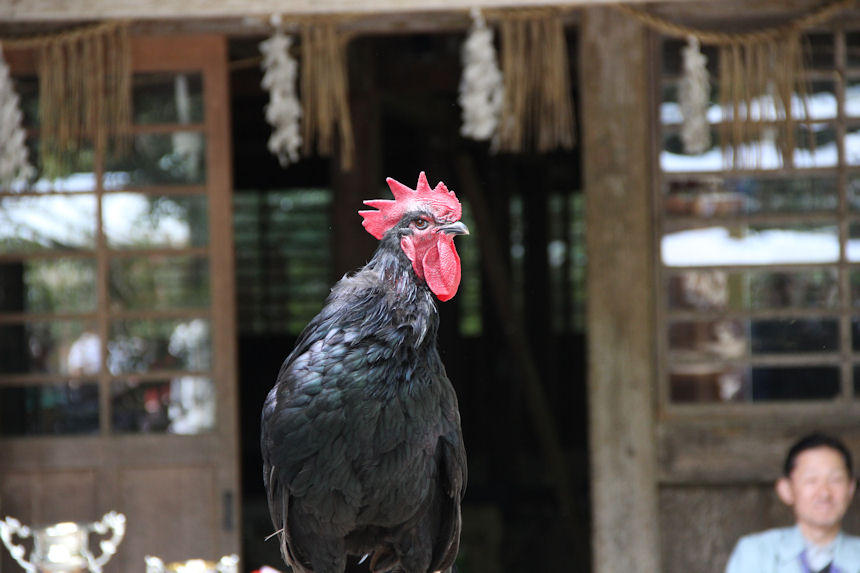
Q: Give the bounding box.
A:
[654,25,860,417]
[0,36,237,439]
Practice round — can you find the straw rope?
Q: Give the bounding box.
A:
[616,1,853,168]
[299,17,355,171]
[0,20,127,50]
[614,0,856,46]
[495,7,575,153]
[1,20,131,177]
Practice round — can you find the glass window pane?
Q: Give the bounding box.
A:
[668,269,838,311]
[108,318,210,374]
[669,318,746,361]
[846,124,860,166]
[750,366,840,401]
[670,366,840,403]
[849,270,860,307]
[661,127,723,172]
[795,123,837,168]
[664,176,837,217]
[133,73,204,125]
[751,318,839,354]
[669,365,747,402]
[21,137,98,191]
[0,194,97,252]
[0,382,99,436]
[660,81,681,125]
[104,132,206,188]
[110,255,209,310]
[0,258,97,313]
[807,33,835,69]
[849,318,860,350]
[662,123,837,171]
[102,193,208,249]
[847,32,860,68]
[662,223,838,266]
[0,322,99,375]
[843,176,860,211]
[854,365,860,398]
[112,376,214,434]
[846,222,860,261]
[845,78,860,117]
[804,80,837,120]
[669,318,838,362]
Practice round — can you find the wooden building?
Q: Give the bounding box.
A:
[1,1,860,572]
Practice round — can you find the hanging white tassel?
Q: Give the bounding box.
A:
[0,44,34,189]
[458,8,504,142]
[260,16,303,167]
[679,35,711,155]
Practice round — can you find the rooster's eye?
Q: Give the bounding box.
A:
[414,218,429,230]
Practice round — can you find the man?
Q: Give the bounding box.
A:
[726,432,860,573]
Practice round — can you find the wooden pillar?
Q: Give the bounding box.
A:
[580,7,660,573]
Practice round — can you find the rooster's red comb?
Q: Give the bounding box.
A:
[359,172,462,240]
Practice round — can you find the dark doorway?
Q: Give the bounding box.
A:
[230,29,588,573]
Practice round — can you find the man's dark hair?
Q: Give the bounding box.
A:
[783,432,854,478]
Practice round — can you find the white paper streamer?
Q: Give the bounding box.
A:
[458,8,504,143]
[0,45,34,189]
[680,35,711,155]
[260,18,303,167]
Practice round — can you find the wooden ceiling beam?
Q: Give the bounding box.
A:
[0,0,698,23]
[0,0,852,37]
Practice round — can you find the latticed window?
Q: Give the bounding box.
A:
[0,59,231,436]
[657,30,860,405]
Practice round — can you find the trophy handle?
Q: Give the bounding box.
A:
[217,554,239,573]
[83,511,126,573]
[0,517,37,573]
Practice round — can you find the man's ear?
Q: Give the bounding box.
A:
[776,477,795,506]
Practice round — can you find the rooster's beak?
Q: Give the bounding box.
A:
[440,221,470,236]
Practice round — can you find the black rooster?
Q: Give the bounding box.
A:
[261,172,469,573]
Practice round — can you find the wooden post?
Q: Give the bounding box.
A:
[580,7,661,573]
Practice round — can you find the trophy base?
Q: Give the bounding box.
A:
[35,566,89,573]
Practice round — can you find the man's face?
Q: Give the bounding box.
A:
[777,446,856,536]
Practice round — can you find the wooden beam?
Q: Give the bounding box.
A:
[1,1,840,37]
[581,6,660,573]
[0,0,704,22]
[658,419,860,484]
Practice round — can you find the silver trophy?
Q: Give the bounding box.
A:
[0,511,126,573]
[144,554,239,573]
